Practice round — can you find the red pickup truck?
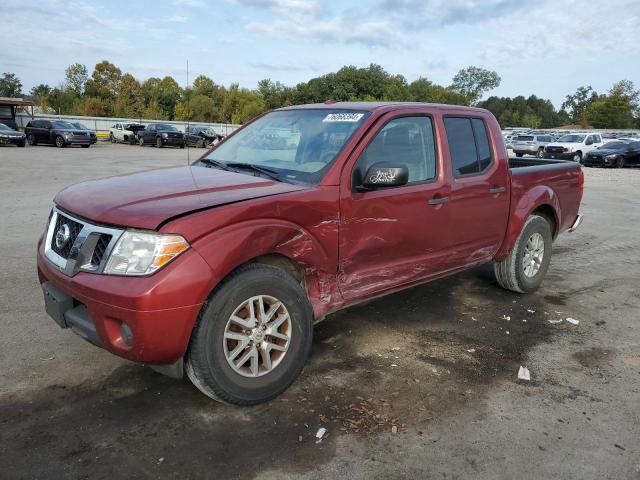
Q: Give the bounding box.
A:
[38,102,584,405]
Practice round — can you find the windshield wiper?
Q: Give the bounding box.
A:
[225,162,283,182]
[198,158,233,171]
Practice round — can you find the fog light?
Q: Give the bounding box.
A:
[120,322,134,346]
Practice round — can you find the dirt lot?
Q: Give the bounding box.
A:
[1,143,639,479]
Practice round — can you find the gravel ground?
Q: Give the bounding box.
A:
[0,143,638,479]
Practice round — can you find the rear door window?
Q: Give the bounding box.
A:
[444,117,493,177]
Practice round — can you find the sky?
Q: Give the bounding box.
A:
[2,0,639,107]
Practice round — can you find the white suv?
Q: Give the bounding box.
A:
[544,133,603,162]
[512,134,554,158]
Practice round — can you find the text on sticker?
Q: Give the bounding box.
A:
[323,113,365,123]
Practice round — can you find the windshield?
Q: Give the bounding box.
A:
[599,141,628,150]
[559,134,586,143]
[72,123,89,130]
[0,123,12,131]
[53,121,74,129]
[201,109,369,184]
[156,124,177,131]
[516,135,534,141]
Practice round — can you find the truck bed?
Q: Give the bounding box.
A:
[508,157,579,174]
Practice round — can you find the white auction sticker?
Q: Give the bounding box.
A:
[322,113,365,122]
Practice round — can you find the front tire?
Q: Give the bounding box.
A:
[55,136,65,148]
[494,215,553,293]
[18,139,26,147]
[27,133,37,145]
[186,264,313,405]
[536,148,544,158]
[156,137,163,148]
[139,137,144,146]
[573,152,582,163]
[110,133,116,143]
[81,144,90,148]
[616,156,625,168]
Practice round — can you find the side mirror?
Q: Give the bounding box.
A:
[585,139,593,145]
[358,164,409,191]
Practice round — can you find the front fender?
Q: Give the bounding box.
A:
[190,218,341,319]
[495,184,560,261]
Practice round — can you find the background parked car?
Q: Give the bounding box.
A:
[110,122,146,145]
[0,122,26,147]
[25,120,93,148]
[583,140,640,168]
[184,125,220,148]
[512,134,554,158]
[70,122,97,144]
[544,133,603,162]
[138,123,185,148]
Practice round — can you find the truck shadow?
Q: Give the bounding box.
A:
[0,266,561,479]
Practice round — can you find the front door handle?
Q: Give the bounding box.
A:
[489,186,506,194]
[428,196,449,205]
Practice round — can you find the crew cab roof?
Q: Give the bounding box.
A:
[275,101,488,114]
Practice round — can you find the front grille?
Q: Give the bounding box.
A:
[546,146,564,153]
[50,214,83,259]
[91,234,112,267]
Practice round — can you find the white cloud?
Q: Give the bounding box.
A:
[168,14,189,22]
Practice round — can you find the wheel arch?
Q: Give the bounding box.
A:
[188,218,341,322]
[495,184,560,261]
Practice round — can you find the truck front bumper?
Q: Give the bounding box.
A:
[37,238,213,366]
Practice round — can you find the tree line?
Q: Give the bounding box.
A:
[0,62,638,129]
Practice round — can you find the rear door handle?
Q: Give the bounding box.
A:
[428,196,449,205]
[489,187,506,194]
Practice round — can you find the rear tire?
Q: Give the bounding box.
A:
[27,133,37,145]
[18,139,26,147]
[186,263,313,405]
[81,144,90,148]
[494,215,553,294]
[196,139,204,148]
[139,137,144,146]
[110,133,116,143]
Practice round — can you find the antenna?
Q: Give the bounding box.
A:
[186,59,190,165]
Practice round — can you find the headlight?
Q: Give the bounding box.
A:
[605,154,618,160]
[162,132,168,139]
[64,132,73,138]
[104,231,189,276]
[564,147,571,152]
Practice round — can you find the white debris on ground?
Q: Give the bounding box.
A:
[566,317,580,325]
[518,366,531,381]
[315,427,327,443]
[527,309,536,313]
[548,319,563,324]
[466,348,476,353]
[502,315,511,321]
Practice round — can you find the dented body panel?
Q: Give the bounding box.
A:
[38,102,583,365]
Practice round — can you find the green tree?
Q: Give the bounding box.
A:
[85,61,122,102]
[29,84,51,106]
[64,63,88,95]
[587,80,639,129]
[450,66,501,105]
[0,72,23,97]
[47,86,76,114]
[561,86,598,126]
[114,73,144,118]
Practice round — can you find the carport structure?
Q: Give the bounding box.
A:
[0,97,34,130]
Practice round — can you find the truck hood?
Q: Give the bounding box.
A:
[54,165,306,229]
[547,142,582,149]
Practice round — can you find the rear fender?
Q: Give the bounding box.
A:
[495,185,560,261]
[191,218,341,319]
